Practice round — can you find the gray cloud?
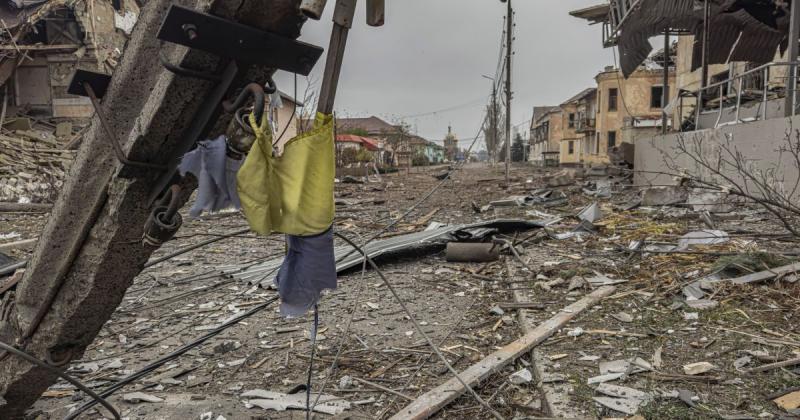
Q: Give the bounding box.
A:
[275,0,612,148]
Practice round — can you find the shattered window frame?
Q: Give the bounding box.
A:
[608,87,618,112]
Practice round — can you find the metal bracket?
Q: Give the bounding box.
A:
[67,69,111,99]
[156,5,323,75]
[67,70,169,172]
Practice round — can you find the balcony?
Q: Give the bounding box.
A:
[575,117,596,133]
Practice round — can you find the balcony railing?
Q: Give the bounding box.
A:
[575,117,596,133]
[678,61,800,131]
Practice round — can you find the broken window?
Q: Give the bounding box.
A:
[568,140,574,154]
[651,86,664,109]
[608,88,618,112]
[607,131,617,149]
[568,113,575,128]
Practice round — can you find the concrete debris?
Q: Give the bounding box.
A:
[339,375,354,390]
[687,189,734,213]
[683,361,717,375]
[685,299,719,310]
[577,202,603,223]
[123,392,164,403]
[641,186,688,206]
[593,383,652,415]
[242,389,350,415]
[7,163,798,419]
[611,312,633,323]
[677,230,729,250]
[546,171,574,187]
[678,389,699,407]
[509,368,533,384]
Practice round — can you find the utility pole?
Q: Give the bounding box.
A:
[504,0,512,184]
[482,74,498,165]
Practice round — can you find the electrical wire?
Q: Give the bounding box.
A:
[64,297,279,420]
[273,72,298,144]
[612,47,638,124]
[143,228,252,269]
[0,340,121,420]
[332,232,505,420]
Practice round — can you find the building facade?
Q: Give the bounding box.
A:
[593,66,675,165]
[529,106,562,166]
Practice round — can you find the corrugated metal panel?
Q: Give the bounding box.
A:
[227,219,546,288]
[616,0,788,77]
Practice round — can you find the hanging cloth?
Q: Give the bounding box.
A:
[178,135,243,218]
[237,112,335,236]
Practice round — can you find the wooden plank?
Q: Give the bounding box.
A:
[729,262,800,284]
[390,286,616,420]
[0,239,36,252]
[0,203,52,212]
[0,44,80,51]
[506,257,581,418]
[745,357,800,374]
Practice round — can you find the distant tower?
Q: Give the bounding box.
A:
[443,125,458,161]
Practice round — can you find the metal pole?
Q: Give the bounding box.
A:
[701,0,710,89]
[786,1,800,117]
[505,0,512,182]
[662,30,670,134]
[317,0,357,115]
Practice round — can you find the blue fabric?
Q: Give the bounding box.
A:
[275,227,337,317]
[178,136,242,217]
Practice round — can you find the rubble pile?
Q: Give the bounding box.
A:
[0,121,77,203]
[2,164,799,419]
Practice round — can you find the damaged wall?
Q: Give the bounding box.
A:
[635,114,800,196]
[8,0,138,118]
[595,67,675,165]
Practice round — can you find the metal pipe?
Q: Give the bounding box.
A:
[762,67,769,120]
[786,0,800,117]
[317,0,357,115]
[735,77,742,123]
[714,84,724,128]
[366,0,384,26]
[662,30,670,134]
[300,0,328,20]
[701,0,710,89]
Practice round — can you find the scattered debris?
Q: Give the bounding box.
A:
[683,362,717,375]
[242,389,350,415]
[123,392,164,404]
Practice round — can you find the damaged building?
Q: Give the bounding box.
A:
[0,0,137,118]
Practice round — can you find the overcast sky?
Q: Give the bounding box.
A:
[274,0,613,149]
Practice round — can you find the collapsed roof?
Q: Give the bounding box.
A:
[576,0,792,77]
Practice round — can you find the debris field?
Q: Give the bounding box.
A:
[2,163,800,419]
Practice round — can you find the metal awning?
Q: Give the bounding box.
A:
[614,0,789,77]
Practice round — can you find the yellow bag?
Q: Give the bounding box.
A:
[237,112,335,236]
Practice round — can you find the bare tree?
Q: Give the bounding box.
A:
[296,74,320,134]
[652,127,800,236]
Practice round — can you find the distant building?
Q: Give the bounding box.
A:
[336,116,400,166]
[559,88,597,167]
[593,65,674,165]
[443,125,458,161]
[529,106,563,167]
[269,91,303,141]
